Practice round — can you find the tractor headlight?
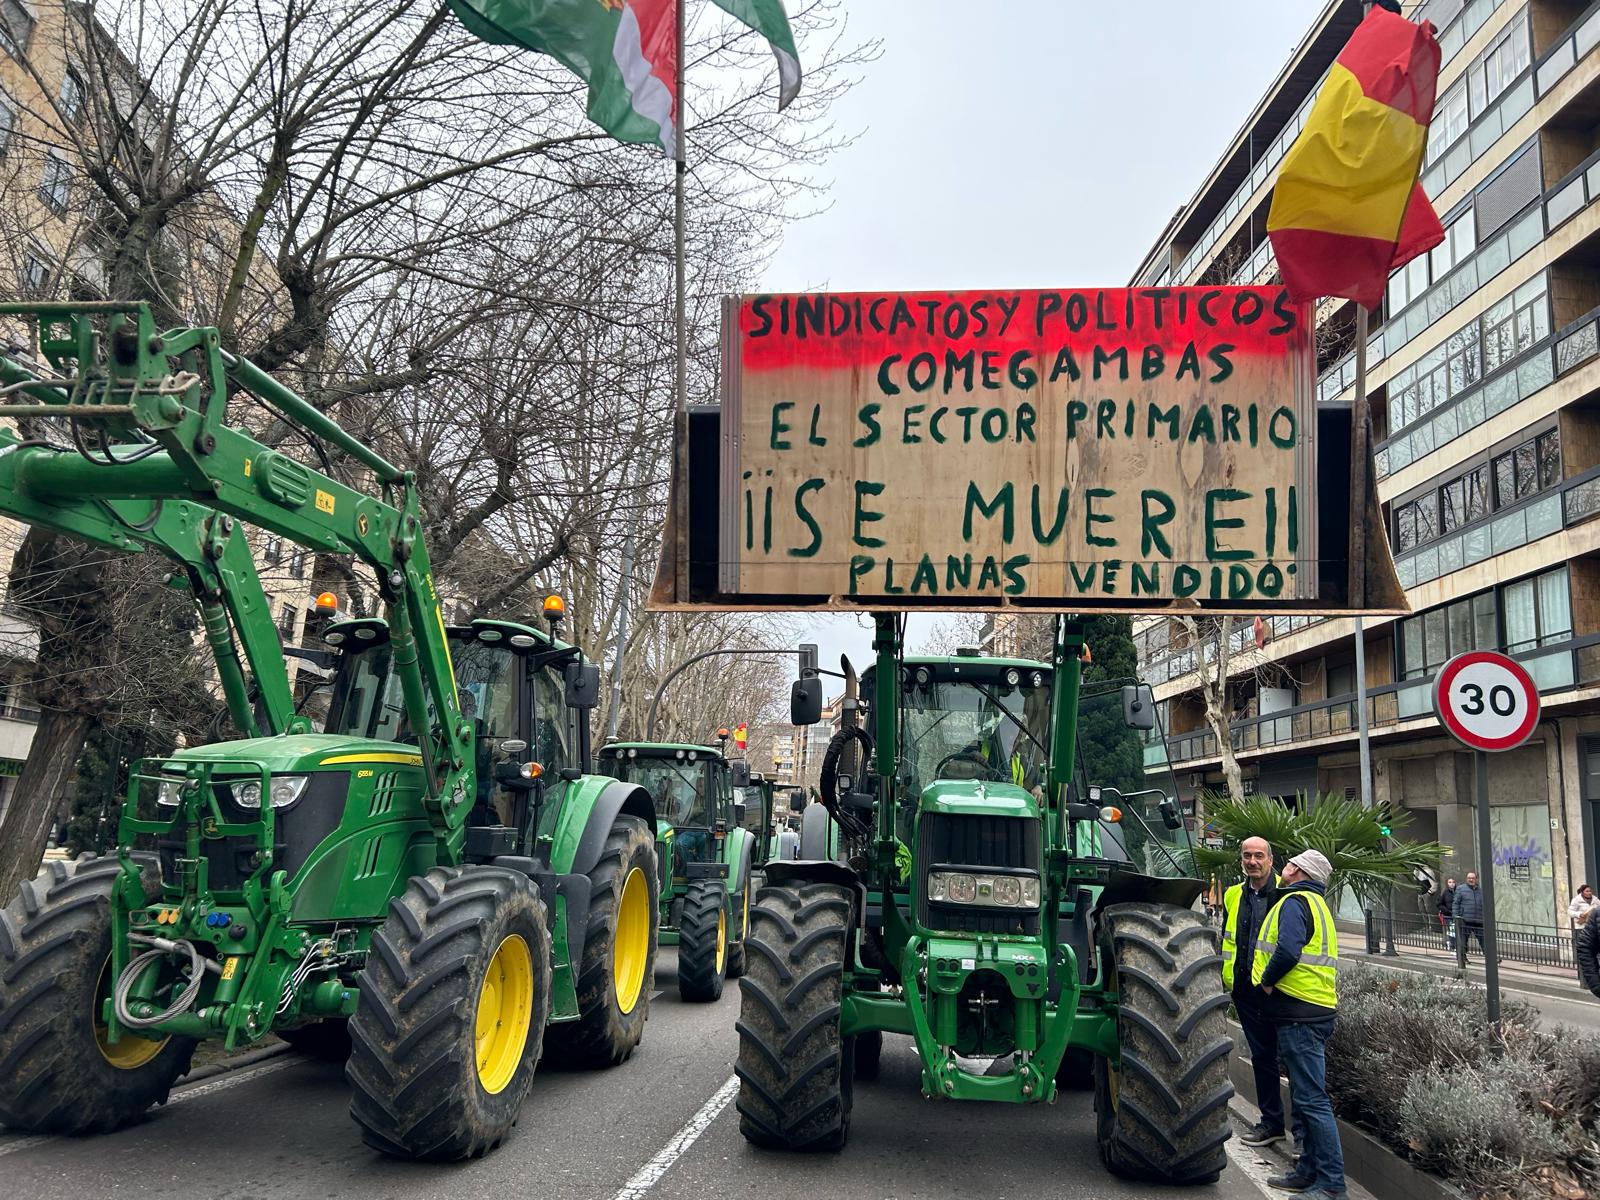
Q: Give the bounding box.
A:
[927,869,1040,909]
[156,778,184,808]
[232,775,310,809]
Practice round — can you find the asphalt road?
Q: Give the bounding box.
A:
[0,949,1280,1200]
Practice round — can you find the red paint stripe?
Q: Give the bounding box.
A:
[1268,227,1396,310]
[1336,7,1441,125]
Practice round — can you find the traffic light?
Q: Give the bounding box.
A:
[1379,824,1392,837]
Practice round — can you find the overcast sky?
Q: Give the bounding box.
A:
[749,0,1326,680]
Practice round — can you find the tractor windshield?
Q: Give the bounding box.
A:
[900,673,1051,794]
[324,636,518,743]
[621,759,711,829]
[1073,682,1194,878]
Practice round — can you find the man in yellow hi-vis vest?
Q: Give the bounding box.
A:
[1224,837,1297,1154]
[1252,849,1344,1200]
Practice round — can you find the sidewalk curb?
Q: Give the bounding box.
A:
[178,1040,297,1088]
[1227,1022,1468,1200]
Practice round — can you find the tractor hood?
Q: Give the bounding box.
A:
[918,779,1039,819]
[161,733,424,775]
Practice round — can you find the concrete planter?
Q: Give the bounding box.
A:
[1228,1023,1469,1200]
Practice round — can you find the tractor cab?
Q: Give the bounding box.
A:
[320,616,598,863]
[598,741,757,1003]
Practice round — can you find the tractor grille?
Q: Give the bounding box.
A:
[918,812,1042,937]
[157,773,347,892]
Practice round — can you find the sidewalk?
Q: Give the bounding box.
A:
[1347,944,1600,1033]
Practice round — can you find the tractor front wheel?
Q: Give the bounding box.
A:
[677,878,727,1002]
[542,816,657,1066]
[735,882,855,1151]
[0,854,195,1135]
[346,866,551,1159]
[1093,902,1233,1185]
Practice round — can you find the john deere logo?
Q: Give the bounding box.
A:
[202,816,220,838]
[358,513,369,536]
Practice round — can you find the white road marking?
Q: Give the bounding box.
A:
[0,1055,303,1158]
[610,1073,740,1200]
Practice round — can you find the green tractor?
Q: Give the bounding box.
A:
[735,619,1231,1184]
[0,303,657,1159]
[597,741,761,1002]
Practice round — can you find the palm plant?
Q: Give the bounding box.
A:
[1191,791,1446,908]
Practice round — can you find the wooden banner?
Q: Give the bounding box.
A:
[717,287,1318,605]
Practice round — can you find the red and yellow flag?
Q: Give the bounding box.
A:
[1267,7,1445,310]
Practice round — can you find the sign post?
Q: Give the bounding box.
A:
[1431,651,1542,1025]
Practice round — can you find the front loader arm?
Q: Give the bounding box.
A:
[0,302,473,851]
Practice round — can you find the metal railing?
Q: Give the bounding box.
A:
[1366,907,1577,971]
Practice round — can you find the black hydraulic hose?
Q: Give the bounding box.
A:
[819,724,874,839]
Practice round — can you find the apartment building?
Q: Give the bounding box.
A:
[1130,0,1600,929]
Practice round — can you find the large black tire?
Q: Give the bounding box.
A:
[346,866,551,1160]
[726,869,752,980]
[735,882,855,1151]
[798,804,833,861]
[678,878,727,1002]
[0,854,195,1134]
[278,1018,351,1061]
[1093,902,1233,1185]
[542,816,657,1066]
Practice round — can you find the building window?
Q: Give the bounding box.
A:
[37,154,71,216]
[1427,78,1468,162]
[1502,566,1570,654]
[58,68,83,124]
[287,547,306,579]
[1470,9,1529,117]
[21,252,49,295]
[0,96,13,159]
[1400,589,1500,680]
[262,535,282,566]
[0,0,33,58]
[1493,429,1559,508]
[278,604,299,642]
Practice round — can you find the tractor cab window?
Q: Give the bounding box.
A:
[1073,682,1193,878]
[324,643,407,741]
[735,786,767,834]
[626,757,711,829]
[896,668,1051,795]
[529,666,570,776]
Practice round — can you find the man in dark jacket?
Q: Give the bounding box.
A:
[1224,837,1301,1151]
[1454,872,1490,959]
[1577,905,1600,999]
[1253,849,1345,1200]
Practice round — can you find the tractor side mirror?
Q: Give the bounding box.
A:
[731,761,751,788]
[1159,796,1183,830]
[1121,684,1156,730]
[565,661,600,709]
[790,677,823,725]
[733,801,747,827]
[790,788,807,812]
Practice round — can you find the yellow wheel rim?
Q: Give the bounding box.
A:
[715,906,727,975]
[614,866,650,1016]
[474,933,534,1095]
[93,957,167,1070]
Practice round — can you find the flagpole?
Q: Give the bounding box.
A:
[672,0,690,597]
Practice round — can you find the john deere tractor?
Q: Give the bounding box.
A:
[0,303,657,1159]
[735,618,1231,1184]
[597,742,760,1002]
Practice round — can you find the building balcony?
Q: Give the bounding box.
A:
[1163,631,1600,769]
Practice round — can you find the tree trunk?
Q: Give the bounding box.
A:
[0,709,93,898]
[1182,616,1246,804]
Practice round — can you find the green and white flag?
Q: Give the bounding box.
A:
[448,0,680,157]
[710,0,801,110]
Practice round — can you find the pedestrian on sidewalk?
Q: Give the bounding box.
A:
[1253,848,1345,1200]
[1570,884,1597,928]
[1223,836,1301,1153]
[1437,876,1456,951]
[1453,872,1490,960]
[1578,904,1600,1000]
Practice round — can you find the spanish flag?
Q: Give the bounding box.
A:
[1267,7,1445,310]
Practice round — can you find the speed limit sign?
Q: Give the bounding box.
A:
[1432,651,1541,752]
